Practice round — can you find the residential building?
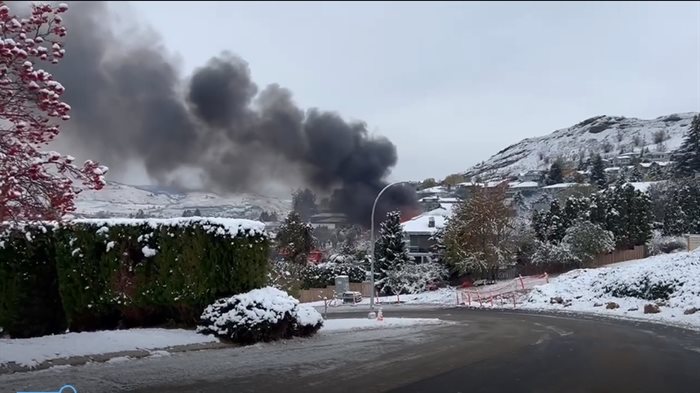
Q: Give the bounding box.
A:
[309,212,347,229]
[401,205,453,263]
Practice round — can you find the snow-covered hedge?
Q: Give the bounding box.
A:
[300,261,367,289]
[0,218,268,338]
[382,262,448,295]
[197,287,323,344]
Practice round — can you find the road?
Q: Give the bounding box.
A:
[3,308,700,393]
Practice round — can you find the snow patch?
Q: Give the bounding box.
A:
[0,329,218,368]
[321,318,443,332]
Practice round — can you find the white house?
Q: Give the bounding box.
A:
[401,205,454,263]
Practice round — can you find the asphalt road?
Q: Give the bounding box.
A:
[3,308,700,393]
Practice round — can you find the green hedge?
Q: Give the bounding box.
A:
[0,218,268,338]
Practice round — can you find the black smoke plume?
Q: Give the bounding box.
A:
[52,2,417,226]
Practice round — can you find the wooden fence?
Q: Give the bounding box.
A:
[298,282,373,303]
[589,245,646,267]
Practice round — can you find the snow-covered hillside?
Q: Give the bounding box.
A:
[74,182,291,219]
[464,112,697,180]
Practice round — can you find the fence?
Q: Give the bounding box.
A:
[299,282,373,303]
[458,273,550,308]
[589,245,645,267]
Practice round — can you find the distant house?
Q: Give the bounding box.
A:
[604,166,621,179]
[644,151,671,162]
[309,212,347,229]
[613,154,636,166]
[518,170,545,183]
[401,205,453,263]
[507,181,540,197]
[541,182,588,196]
[416,185,453,199]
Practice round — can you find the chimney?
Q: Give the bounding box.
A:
[428,217,435,228]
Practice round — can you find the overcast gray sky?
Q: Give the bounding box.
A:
[126,1,700,182]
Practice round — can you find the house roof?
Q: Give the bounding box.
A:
[510,181,539,188]
[542,182,581,189]
[401,206,453,234]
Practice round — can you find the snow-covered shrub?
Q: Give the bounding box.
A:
[604,276,680,301]
[531,241,579,266]
[382,262,449,295]
[300,262,366,289]
[647,232,687,255]
[197,287,322,344]
[562,220,615,266]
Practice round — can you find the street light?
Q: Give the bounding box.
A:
[370,181,411,311]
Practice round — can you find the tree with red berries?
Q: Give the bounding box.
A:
[0,2,107,222]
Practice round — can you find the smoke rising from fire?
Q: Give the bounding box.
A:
[52,2,417,225]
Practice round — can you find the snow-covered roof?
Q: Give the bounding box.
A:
[457,181,485,187]
[486,180,507,188]
[401,206,453,234]
[625,181,662,193]
[418,185,448,194]
[541,182,581,189]
[510,181,539,188]
[604,167,620,172]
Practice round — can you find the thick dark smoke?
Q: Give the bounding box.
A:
[52,2,417,226]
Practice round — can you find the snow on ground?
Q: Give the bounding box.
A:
[520,251,700,329]
[321,318,443,332]
[1,317,442,369]
[0,329,218,368]
[306,287,459,308]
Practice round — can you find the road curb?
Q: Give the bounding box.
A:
[0,340,230,375]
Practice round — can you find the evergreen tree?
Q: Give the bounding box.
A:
[676,181,700,233]
[563,196,591,226]
[276,212,315,264]
[544,200,566,243]
[590,154,607,189]
[545,160,564,185]
[662,194,688,236]
[532,210,548,242]
[429,226,446,263]
[629,165,643,182]
[375,211,411,289]
[193,208,202,216]
[598,180,652,248]
[134,209,146,219]
[647,163,663,181]
[182,209,193,217]
[674,115,700,178]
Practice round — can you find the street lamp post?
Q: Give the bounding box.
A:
[370,181,410,311]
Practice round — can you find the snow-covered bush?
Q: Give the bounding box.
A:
[382,262,448,295]
[647,232,687,255]
[531,241,579,266]
[197,287,323,344]
[562,220,615,265]
[300,262,366,289]
[604,276,680,301]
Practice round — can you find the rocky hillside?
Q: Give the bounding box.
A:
[73,182,291,220]
[464,112,697,180]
